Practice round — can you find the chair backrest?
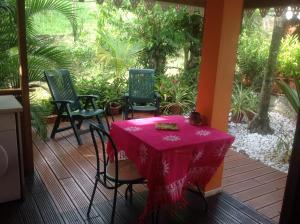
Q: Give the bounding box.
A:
[89,123,119,186]
[44,69,81,111]
[128,69,155,103]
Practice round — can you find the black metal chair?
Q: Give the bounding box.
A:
[124,69,160,120]
[44,69,109,145]
[87,123,146,224]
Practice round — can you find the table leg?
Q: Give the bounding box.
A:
[151,208,160,224]
[187,185,208,213]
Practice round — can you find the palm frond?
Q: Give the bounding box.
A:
[27,44,72,82]
[0,2,17,51]
[0,54,19,88]
[97,34,142,76]
[0,0,14,14]
[26,0,78,38]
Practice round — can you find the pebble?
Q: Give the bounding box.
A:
[228,112,296,173]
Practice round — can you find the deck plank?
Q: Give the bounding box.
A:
[245,189,285,210]
[33,145,84,223]
[223,167,276,186]
[0,119,284,224]
[258,201,282,219]
[233,177,286,202]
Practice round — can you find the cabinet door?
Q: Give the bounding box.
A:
[0,130,21,203]
[0,113,15,131]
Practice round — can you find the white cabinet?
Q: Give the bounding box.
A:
[0,95,23,203]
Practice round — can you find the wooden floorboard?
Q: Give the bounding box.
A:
[223,151,286,223]
[1,116,286,223]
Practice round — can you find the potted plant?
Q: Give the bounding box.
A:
[104,80,123,116]
[108,101,122,115]
[159,77,195,115]
[230,83,259,123]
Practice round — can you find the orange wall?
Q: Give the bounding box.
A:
[196,0,244,192]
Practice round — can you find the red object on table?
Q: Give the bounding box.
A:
[107,115,234,220]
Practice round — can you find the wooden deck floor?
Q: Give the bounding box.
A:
[224,150,286,223]
[1,115,286,223]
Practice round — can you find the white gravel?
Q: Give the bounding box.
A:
[228,112,296,173]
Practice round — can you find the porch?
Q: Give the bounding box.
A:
[0,118,285,223]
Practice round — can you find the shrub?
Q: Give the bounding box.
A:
[237,30,269,90]
[277,35,300,78]
[231,83,259,123]
[236,11,270,91]
[157,74,195,114]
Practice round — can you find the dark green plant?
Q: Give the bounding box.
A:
[129,4,186,75]
[276,79,300,113]
[0,0,78,88]
[231,83,259,122]
[0,0,77,138]
[74,73,110,108]
[274,131,293,164]
[237,11,270,91]
[157,74,195,114]
[277,35,300,78]
[30,93,53,139]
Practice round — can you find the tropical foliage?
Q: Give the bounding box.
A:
[276,79,300,113]
[0,0,77,138]
[278,35,300,78]
[231,83,259,123]
[236,12,270,91]
[0,0,77,88]
[157,74,195,114]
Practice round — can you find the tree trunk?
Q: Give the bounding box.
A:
[184,14,202,84]
[249,16,286,134]
[183,46,189,71]
[149,48,166,76]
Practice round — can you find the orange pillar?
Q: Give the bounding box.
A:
[196,0,244,193]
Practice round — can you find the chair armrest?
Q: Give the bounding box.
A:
[52,100,74,104]
[78,95,99,100]
[154,92,161,99]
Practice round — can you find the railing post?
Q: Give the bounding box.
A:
[279,110,300,224]
[16,0,34,175]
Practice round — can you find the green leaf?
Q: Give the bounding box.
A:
[276,80,300,113]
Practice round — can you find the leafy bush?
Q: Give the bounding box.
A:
[30,90,54,139]
[236,11,270,91]
[231,83,259,122]
[274,132,293,164]
[277,35,300,78]
[276,78,300,113]
[157,74,195,114]
[74,72,111,108]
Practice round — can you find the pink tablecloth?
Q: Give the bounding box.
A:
[107,115,234,219]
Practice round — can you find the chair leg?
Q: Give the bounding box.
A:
[125,185,129,201]
[110,187,118,224]
[77,119,83,129]
[196,185,208,213]
[95,115,105,130]
[156,208,160,224]
[124,106,129,120]
[124,184,133,204]
[87,178,98,217]
[50,114,61,139]
[151,208,160,224]
[70,117,82,145]
[104,114,111,129]
[129,184,133,204]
